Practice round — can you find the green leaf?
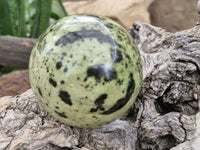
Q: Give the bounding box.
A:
[31,0,52,38]
[24,0,37,37]
[16,0,26,37]
[0,0,66,38]
[0,0,14,35]
[0,66,24,77]
[52,0,67,19]
[51,0,67,20]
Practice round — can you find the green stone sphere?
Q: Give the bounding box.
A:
[29,15,142,128]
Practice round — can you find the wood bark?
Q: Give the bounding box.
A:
[128,22,200,149]
[1,1,200,150]
[0,36,36,68]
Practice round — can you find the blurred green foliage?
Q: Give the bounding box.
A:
[0,67,24,76]
[0,0,69,76]
[0,0,68,38]
[0,0,90,76]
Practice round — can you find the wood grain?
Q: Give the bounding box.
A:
[0,36,36,68]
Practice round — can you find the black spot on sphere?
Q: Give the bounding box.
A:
[90,108,98,113]
[62,52,67,56]
[83,56,87,60]
[110,48,123,63]
[117,79,124,85]
[49,28,53,32]
[50,73,55,77]
[93,116,98,119]
[59,91,72,106]
[55,106,59,109]
[85,85,89,89]
[84,77,88,82]
[60,80,65,84]
[117,35,123,41]
[64,67,68,72]
[49,78,57,87]
[90,94,107,113]
[105,23,114,29]
[95,94,107,106]
[87,64,117,82]
[125,63,128,68]
[46,67,49,73]
[118,44,122,48]
[38,88,43,97]
[56,61,62,69]
[87,15,101,18]
[99,107,105,111]
[102,73,135,115]
[70,54,73,58]
[55,110,68,118]
[55,28,116,47]
[126,54,130,59]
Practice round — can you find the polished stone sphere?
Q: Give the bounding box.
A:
[29,15,142,128]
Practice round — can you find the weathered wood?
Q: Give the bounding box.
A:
[0,89,138,150]
[128,16,200,150]
[0,36,36,68]
[1,1,200,149]
[170,111,200,150]
[1,24,200,150]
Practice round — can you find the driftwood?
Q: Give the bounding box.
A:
[0,90,138,150]
[0,36,36,68]
[129,22,200,149]
[1,1,200,149]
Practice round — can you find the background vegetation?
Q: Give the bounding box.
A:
[0,0,87,76]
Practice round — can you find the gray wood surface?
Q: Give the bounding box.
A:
[0,1,200,149]
[128,21,200,149]
[0,36,36,68]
